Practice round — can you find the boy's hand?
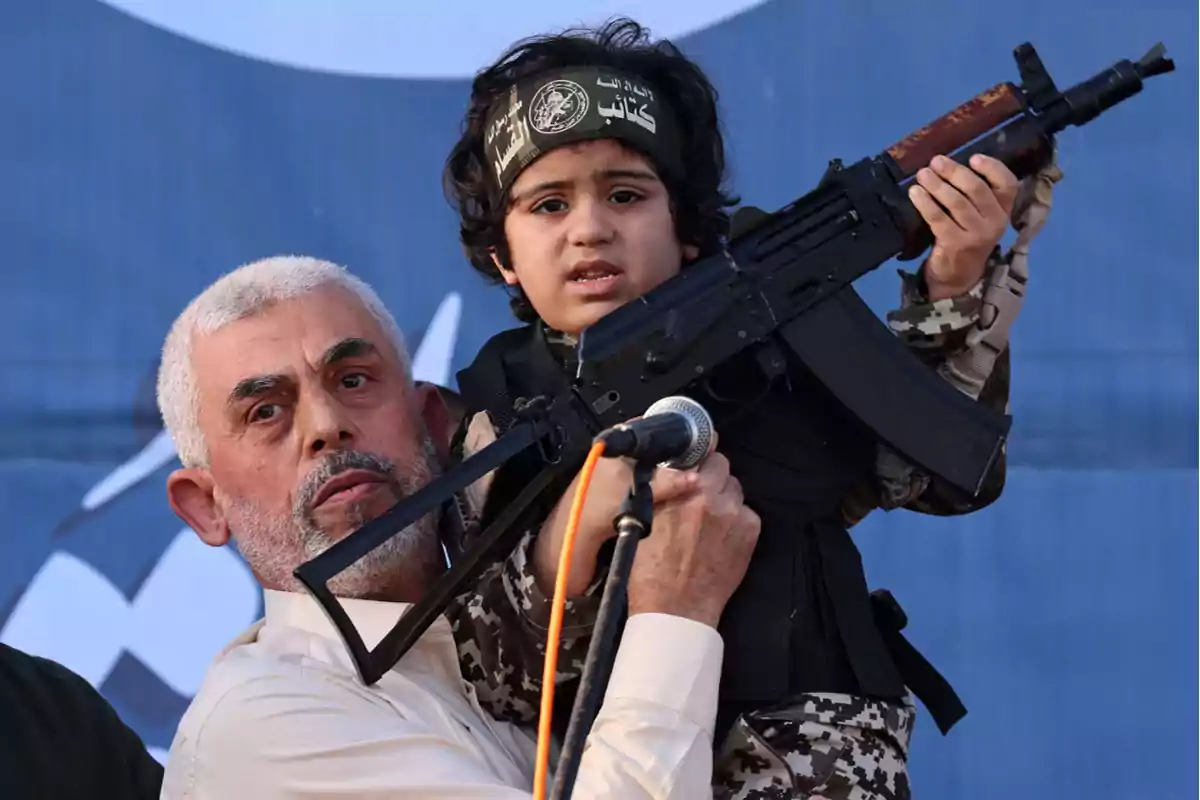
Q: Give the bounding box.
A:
[910,154,1019,300]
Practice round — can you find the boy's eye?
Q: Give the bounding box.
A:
[532,198,568,214]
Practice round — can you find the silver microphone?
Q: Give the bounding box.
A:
[597,396,716,469]
[633,395,716,470]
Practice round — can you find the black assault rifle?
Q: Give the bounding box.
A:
[295,42,1174,686]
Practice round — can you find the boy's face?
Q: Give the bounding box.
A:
[496,139,697,335]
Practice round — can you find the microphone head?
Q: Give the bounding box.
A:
[643,395,715,470]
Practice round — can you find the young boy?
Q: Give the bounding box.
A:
[443,18,1061,799]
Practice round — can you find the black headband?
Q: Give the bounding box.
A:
[482,67,684,196]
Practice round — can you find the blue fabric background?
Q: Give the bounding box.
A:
[0,2,1194,796]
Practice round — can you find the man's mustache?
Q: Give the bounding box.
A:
[295,450,398,514]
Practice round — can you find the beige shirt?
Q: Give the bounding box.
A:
[161,589,723,799]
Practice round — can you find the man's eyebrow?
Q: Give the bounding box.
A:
[226,374,285,408]
[222,341,377,410]
[319,337,379,368]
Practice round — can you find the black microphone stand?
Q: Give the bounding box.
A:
[549,460,657,800]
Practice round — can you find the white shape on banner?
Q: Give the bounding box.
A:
[94,1,767,78]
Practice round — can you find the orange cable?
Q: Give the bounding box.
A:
[532,439,607,800]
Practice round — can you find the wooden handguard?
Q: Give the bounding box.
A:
[885,82,1026,177]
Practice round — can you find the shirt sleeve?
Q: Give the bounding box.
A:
[164,614,722,799]
[569,613,723,800]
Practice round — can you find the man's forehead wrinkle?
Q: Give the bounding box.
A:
[188,287,407,426]
[187,326,286,428]
[200,336,383,407]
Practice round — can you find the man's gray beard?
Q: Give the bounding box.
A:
[228,435,443,599]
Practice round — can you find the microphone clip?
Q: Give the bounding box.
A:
[614,460,657,537]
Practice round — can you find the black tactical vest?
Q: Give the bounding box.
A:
[456,323,973,743]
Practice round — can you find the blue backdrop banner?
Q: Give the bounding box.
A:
[0,2,1195,797]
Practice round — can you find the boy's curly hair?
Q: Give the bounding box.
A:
[443,17,739,322]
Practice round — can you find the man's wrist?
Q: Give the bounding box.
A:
[627,599,722,630]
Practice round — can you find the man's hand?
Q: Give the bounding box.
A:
[627,450,761,629]
[909,154,1019,301]
[532,453,700,597]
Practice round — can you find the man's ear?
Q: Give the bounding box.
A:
[413,381,462,464]
[490,250,520,287]
[166,468,230,547]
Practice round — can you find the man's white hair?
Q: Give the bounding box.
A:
[157,255,410,468]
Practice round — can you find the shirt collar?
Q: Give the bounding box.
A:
[539,320,578,349]
[260,588,457,658]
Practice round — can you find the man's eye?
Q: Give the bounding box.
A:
[251,404,280,422]
[532,198,568,214]
[341,373,368,389]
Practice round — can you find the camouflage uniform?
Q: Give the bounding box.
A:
[445,526,598,726]
[440,403,607,728]
[443,160,1064,797]
[714,694,916,800]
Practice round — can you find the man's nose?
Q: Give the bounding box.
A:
[302,393,356,456]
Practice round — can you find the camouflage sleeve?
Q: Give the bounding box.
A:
[446,529,602,725]
[841,157,1064,526]
[444,410,603,726]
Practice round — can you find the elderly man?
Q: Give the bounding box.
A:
[156,255,760,798]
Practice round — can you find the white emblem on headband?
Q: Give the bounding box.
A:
[530,79,590,135]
